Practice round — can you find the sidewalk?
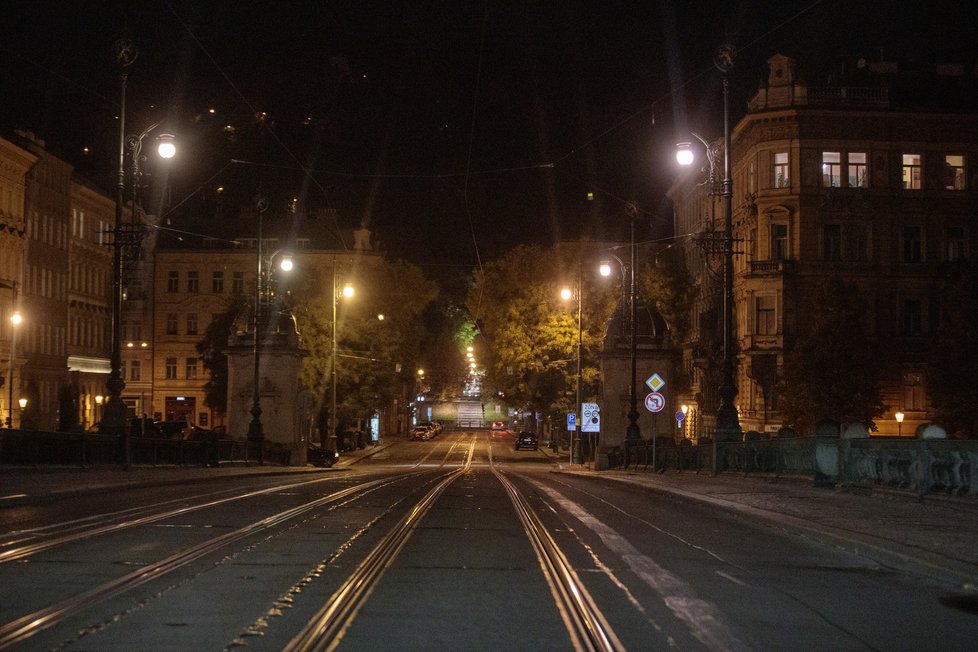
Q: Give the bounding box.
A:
[553,456,978,589]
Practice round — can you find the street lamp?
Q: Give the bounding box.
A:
[676,44,742,443]
[560,268,583,463]
[599,206,642,448]
[7,309,21,428]
[106,38,177,466]
[895,411,905,437]
[247,206,294,466]
[327,271,354,455]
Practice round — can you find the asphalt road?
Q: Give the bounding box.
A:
[1,430,976,650]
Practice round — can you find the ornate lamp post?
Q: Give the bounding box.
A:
[247,199,293,465]
[106,38,177,466]
[895,411,905,437]
[327,267,354,455]
[676,45,742,443]
[561,267,583,463]
[6,309,21,428]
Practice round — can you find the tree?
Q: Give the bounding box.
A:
[292,258,437,432]
[196,295,246,414]
[639,244,696,344]
[466,244,616,421]
[928,261,978,438]
[778,277,888,435]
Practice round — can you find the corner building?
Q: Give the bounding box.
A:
[669,54,978,439]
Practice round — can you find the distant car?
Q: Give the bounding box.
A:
[411,425,433,440]
[308,445,338,468]
[419,421,442,437]
[490,421,507,431]
[514,431,538,451]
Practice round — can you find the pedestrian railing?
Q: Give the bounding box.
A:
[620,436,977,497]
[0,428,257,468]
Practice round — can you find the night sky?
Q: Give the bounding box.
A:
[2,1,977,271]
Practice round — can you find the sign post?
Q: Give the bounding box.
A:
[581,402,600,466]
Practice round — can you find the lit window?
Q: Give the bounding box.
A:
[944,155,965,190]
[848,152,868,188]
[902,154,921,189]
[822,152,841,187]
[773,152,789,188]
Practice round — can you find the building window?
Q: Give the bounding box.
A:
[822,224,842,261]
[131,320,142,341]
[848,152,868,188]
[212,271,224,293]
[755,295,776,335]
[944,155,965,190]
[130,360,141,381]
[165,357,178,379]
[903,372,925,411]
[822,151,841,187]
[773,152,789,188]
[901,299,922,336]
[845,223,870,262]
[902,226,922,263]
[232,271,244,295]
[945,227,966,261]
[772,223,789,260]
[748,159,757,194]
[167,271,179,292]
[902,154,921,189]
[166,313,178,335]
[187,271,199,293]
[186,357,198,379]
[187,312,198,336]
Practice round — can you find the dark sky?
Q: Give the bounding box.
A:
[2,1,977,270]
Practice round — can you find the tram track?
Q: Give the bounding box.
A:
[0,475,409,649]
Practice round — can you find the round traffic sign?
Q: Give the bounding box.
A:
[644,392,665,413]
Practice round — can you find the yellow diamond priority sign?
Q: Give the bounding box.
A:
[645,373,665,392]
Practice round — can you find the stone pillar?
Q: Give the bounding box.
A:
[227,308,307,462]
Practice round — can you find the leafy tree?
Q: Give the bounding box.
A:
[928,261,978,438]
[639,244,696,344]
[467,244,616,421]
[778,277,888,435]
[292,258,437,432]
[196,295,246,414]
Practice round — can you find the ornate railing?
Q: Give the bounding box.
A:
[619,436,977,497]
[0,429,284,468]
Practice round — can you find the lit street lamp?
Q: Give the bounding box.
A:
[105,38,177,466]
[560,267,583,464]
[247,198,294,465]
[895,411,905,437]
[600,204,642,448]
[327,270,354,455]
[676,44,742,443]
[7,309,21,428]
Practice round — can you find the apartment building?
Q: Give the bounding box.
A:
[668,54,978,439]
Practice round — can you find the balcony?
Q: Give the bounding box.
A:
[748,259,795,276]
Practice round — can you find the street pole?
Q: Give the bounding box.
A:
[714,45,742,443]
[247,203,265,464]
[105,39,137,467]
[625,203,641,445]
[328,264,338,455]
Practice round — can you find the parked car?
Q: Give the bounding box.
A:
[156,420,191,439]
[420,421,442,437]
[307,444,338,468]
[514,431,538,451]
[411,424,433,440]
[129,417,163,438]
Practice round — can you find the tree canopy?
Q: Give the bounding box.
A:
[778,277,888,434]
